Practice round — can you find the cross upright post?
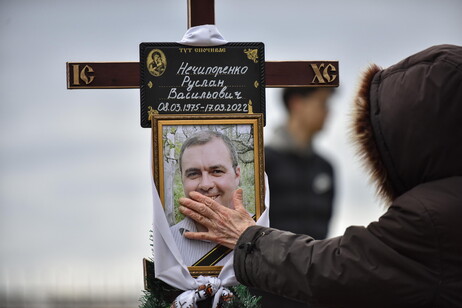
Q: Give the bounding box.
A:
[188,0,215,28]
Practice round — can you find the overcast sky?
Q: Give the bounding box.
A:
[1,0,461,299]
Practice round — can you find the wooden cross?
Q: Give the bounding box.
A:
[66,0,338,91]
[65,0,338,293]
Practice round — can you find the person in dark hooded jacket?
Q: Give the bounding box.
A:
[178,44,462,307]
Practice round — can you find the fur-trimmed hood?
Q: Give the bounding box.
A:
[352,44,462,205]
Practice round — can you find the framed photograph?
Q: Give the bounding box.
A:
[151,113,264,277]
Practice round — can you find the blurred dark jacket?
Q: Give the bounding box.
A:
[266,127,334,239]
[234,44,462,307]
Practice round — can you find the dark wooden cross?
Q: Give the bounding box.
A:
[66,0,338,91]
[66,0,338,295]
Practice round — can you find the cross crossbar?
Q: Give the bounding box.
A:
[66,61,339,89]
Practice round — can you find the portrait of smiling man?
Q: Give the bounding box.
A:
[169,130,241,266]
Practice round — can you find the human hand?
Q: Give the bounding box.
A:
[178,189,256,249]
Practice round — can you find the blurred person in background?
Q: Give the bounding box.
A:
[256,87,336,307]
[266,87,336,238]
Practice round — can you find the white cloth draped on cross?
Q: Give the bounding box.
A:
[178,24,228,46]
[150,25,270,308]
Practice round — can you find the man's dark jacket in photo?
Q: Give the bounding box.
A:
[234,44,462,307]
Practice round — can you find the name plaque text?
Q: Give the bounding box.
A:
[140,43,265,128]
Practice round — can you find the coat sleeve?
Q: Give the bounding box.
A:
[234,201,439,307]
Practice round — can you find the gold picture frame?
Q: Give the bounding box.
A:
[151,113,264,277]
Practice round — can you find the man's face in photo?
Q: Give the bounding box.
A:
[180,137,240,209]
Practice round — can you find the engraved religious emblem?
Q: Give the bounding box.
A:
[147,49,167,77]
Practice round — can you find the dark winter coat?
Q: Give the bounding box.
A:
[234,44,462,307]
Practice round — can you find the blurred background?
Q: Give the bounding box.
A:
[1,0,461,307]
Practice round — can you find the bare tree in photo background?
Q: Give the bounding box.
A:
[162,124,256,226]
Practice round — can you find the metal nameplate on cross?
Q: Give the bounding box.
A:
[139,42,266,127]
[66,0,339,128]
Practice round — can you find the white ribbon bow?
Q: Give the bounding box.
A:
[170,276,233,308]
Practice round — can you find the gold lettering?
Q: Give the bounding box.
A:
[179,48,193,53]
[80,65,95,85]
[72,64,80,85]
[323,64,337,83]
[311,64,326,84]
[193,48,226,53]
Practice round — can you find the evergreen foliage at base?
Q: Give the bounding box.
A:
[139,269,181,308]
[226,285,262,308]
